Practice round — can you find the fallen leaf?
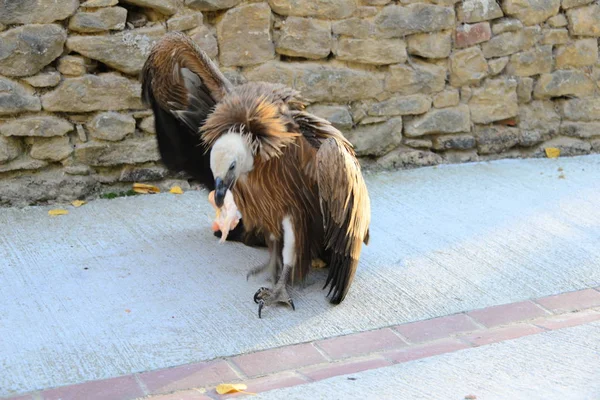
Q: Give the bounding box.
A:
[557,167,563,172]
[71,200,86,207]
[216,383,255,395]
[545,147,560,158]
[169,186,183,195]
[465,395,477,400]
[48,209,69,216]
[559,174,566,179]
[125,309,131,313]
[132,182,160,194]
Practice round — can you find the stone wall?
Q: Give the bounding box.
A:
[1,0,599,206]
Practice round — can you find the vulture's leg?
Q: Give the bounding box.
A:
[246,236,281,282]
[253,217,296,318]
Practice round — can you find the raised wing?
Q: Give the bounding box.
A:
[140,32,232,185]
[316,137,371,304]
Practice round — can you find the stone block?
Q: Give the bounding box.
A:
[407,31,452,59]
[450,47,489,87]
[334,38,407,65]
[469,79,518,124]
[276,17,331,59]
[68,7,128,33]
[455,22,491,48]
[404,105,471,136]
[87,112,136,141]
[343,117,403,156]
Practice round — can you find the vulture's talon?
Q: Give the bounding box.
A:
[289,299,295,311]
[258,299,264,319]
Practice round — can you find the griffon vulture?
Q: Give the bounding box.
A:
[141,33,263,247]
[142,32,371,317]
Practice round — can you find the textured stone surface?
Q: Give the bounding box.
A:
[185,0,242,11]
[432,134,476,150]
[503,0,560,26]
[506,45,552,76]
[560,122,600,139]
[88,112,136,141]
[167,13,203,32]
[120,0,178,15]
[334,38,407,65]
[455,22,491,48]
[489,57,509,75]
[66,26,165,75]
[0,78,41,116]
[139,116,156,134]
[386,61,446,95]
[492,18,523,34]
[0,136,22,163]
[305,105,353,130]
[218,3,274,67]
[332,18,377,39]
[450,47,489,87]
[469,79,519,124]
[0,116,73,138]
[375,4,456,37]
[74,138,160,166]
[81,0,119,8]
[519,101,561,143]
[548,14,567,26]
[481,31,525,58]
[30,136,73,162]
[41,73,143,112]
[342,117,403,156]
[561,0,593,8]
[534,70,595,99]
[276,17,331,59]
[57,56,89,77]
[68,7,128,33]
[0,0,79,24]
[189,26,218,59]
[517,77,534,103]
[541,28,569,45]
[566,5,600,37]
[555,39,598,69]
[407,31,452,58]
[0,156,47,173]
[0,25,67,77]
[368,95,431,117]
[433,90,459,108]
[22,71,61,88]
[475,126,520,154]
[404,105,471,137]
[559,99,600,121]
[268,0,356,19]
[457,0,503,22]
[377,148,442,169]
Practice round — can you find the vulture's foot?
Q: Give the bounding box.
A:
[246,262,271,282]
[253,286,295,319]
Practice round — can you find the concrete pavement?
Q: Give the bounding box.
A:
[1,154,599,397]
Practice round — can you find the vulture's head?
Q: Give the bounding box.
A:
[210,132,254,207]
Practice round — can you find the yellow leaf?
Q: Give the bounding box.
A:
[169,186,183,195]
[48,209,69,216]
[215,383,255,395]
[71,200,86,207]
[545,147,560,158]
[132,183,160,194]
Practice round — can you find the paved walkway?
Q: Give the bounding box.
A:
[1,154,599,399]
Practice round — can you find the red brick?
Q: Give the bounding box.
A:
[535,289,600,313]
[145,390,212,400]
[315,328,407,360]
[138,360,240,395]
[299,356,393,381]
[231,343,326,377]
[394,314,479,343]
[533,310,600,330]
[455,22,492,48]
[467,301,549,327]
[384,338,471,363]
[42,375,144,400]
[217,372,307,398]
[460,324,543,346]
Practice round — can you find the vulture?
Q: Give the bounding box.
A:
[141,33,263,247]
[141,32,371,317]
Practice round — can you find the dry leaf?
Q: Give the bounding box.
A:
[465,395,477,400]
[215,383,255,395]
[545,147,560,158]
[132,182,160,194]
[71,200,86,207]
[169,186,183,195]
[125,309,131,313]
[48,209,69,216]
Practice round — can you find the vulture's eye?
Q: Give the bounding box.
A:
[229,162,236,171]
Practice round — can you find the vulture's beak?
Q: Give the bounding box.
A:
[214,177,229,208]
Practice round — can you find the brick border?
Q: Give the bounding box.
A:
[5,287,600,400]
